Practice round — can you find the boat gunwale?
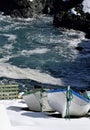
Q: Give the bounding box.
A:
[47,89,90,103]
[23,88,46,96]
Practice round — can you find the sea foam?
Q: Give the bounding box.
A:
[20,48,49,56]
[0,63,63,85]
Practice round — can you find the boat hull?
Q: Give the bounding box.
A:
[47,89,90,117]
[23,90,53,112]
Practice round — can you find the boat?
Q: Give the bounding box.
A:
[23,88,54,112]
[82,91,90,100]
[47,86,90,118]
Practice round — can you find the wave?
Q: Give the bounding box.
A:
[1,34,17,41]
[20,48,50,56]
[0,47,50,64]
[0,56,12,63]
[0,63,63,85]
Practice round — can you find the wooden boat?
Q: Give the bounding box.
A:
[47,86,90,117]
[23,88,54,112]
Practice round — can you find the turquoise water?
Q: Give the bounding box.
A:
[0,15,90,90]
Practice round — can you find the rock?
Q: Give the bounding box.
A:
[75,46,84,51]
[53,0,90,38]
[0,0,55,17]
[0,0,90,38]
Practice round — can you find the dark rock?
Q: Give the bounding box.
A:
[42,0,55,15]
[0,0,55,17]
[75,46,84,51]
[0,0,90,38]
[53,0,90,38]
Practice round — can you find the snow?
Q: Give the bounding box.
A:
[29,0,33,2]
[71,8,80,16]
[0,99,90,130]
[63,0,90,14]
[0,104,12,130]
[82,0,90,13]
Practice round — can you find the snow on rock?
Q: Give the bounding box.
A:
[82,0,90,13]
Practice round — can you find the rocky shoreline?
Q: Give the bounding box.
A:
[0,0,90,38]
[53,0,90,39]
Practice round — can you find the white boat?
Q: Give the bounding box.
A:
[82,91,90,100]
[23,88,54,112]
[47,86,90,118]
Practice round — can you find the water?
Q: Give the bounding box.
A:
[0,14,90,91]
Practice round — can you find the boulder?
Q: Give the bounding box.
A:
[53,0,90,38]
[75,46,84,51]
[0,0,54,17]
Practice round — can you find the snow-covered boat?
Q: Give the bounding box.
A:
[23,88,54,112]
[47,86,90,117]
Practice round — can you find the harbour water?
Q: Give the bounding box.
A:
[0,14,90,91]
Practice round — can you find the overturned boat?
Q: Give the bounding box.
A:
[23,88,54,112]
[47,86,90,118]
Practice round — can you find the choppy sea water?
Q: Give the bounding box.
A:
[0,14,90,91]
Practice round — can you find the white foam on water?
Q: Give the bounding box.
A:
[0,56,12,63]
[0,46,14,63]
[1,24,17,32]
[20,48,50,56]
[51,29,86,61]
[0,46,13,63]
[0,14,35,33]
[38,28,86,62]
[1,34,17,41]
[0,15,89,88]
[3,44,14,51]
[0,14,11,21]
[0,63,63,85]
[12,16,35,23]
[0,47,50,61]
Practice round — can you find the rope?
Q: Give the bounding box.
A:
[40,91,43,111]
[66,86,73,119]
[39,88,46,111]
[88,96,90,100]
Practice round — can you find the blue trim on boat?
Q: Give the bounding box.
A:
[48,88,90,103]
[47,88,66,93]
[71,90,90,103]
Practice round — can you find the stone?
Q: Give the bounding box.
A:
[0,0,90,38]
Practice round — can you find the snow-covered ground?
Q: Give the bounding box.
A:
[0,99,90,130]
